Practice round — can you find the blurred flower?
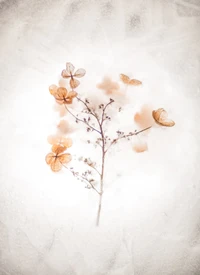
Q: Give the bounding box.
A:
[97,76,120,95]
[134,105,154,129]
[152,108,175,127]
[47,135,73,148]
[45,144,72,172]
[57,120,71,134]
[133,140,148,153]
[61,62,86,89]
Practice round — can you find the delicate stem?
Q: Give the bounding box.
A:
[62,164,101,195]
[105,126,152,153]
[64,104,101,134]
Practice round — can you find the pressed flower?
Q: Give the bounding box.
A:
[61,62,86,89]
[45,144,71,172]
[49,85,77,105]
[120,73,142,86]
[152,108,175,127]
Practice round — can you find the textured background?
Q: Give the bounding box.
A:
[0,0,200,274]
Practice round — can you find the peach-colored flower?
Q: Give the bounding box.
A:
[61,62,86,89]
[45,144,71,172]
[49,85,77,105]
[57,120,70,134]
[134,105,154,129]
[152,108,175,127]
[97,76,120,95]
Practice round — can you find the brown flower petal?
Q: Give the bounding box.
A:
[49,84,58,95]
[58,153,72,164]
[152,108,175,127]
[45,153,56,164]
[74,68,86,78]
[70,78,80,89]
[51,144,67,154]
[50,158,62,172]
[66,62,75,75]
[120,73,142,86]
[120,74,130,84]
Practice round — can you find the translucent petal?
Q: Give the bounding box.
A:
[120,74,130,84]
[51,144,67,154]
[50,158,62,172]
[70,78,80,89]
[45,153,56,164]
[74,68,86,78]
[66,62,75,74]
[61,69,71,78]
[49,84,58,95]
[58,153,72,164]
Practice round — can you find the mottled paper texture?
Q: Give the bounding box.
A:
[0,0,200,274]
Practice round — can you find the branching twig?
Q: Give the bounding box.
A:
[62,164,101,195]
[64,104,101,134]
[105,126,152,153]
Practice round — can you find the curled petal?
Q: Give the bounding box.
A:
[51,144,67,154]
[152,108,175,127]
[70,78,80,89]
[74,68,86,78]
[58,153,72,164]
[45,152,56,164]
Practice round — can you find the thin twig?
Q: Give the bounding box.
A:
[62,164,101,195]
[105,126,152,153]
[101,99,114,125]
[64,104,101,134]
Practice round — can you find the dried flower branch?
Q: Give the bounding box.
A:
[46,61,175,226]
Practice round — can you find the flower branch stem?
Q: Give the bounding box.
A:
[105,126,152,153]
[62,164,101,195]
[64,105,101,134]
